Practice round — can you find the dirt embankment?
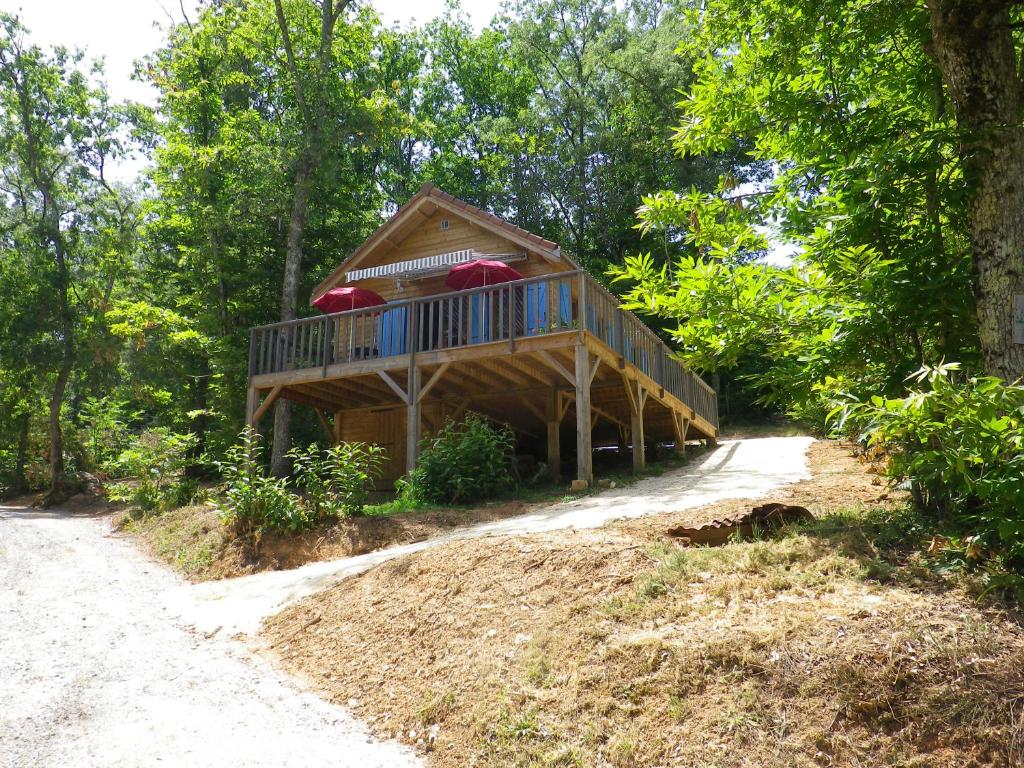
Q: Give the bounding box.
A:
[262,442,1024,767]
[122,498,548,582]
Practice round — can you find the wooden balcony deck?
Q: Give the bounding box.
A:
[246,271,717,485]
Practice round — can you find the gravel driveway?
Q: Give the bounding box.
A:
[0,436,811,767]
[0,506,419,768]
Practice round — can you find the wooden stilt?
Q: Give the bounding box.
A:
[574,343,593,486]
[546,387,561,481]
[246,384,259,431]
[332,410,343,445]
[406,365,421,474]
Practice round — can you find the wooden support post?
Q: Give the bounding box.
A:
[546,390,562,482]
[631,381,648,474]
[333,410,343,445]
[406,365,421,474]
[251,384,283,427]
[574,343,593,486]
[246,384,259,431]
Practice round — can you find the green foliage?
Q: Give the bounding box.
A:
[216,428,307,540]
[287,441,385,520]
[73,396,137,474]
[611,0,978,425]
[217,429,385,545]
[401,413,515,504]
[107,429,199,514]
[837,364,1024,569]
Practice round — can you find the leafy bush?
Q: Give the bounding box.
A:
[215,428,306,541]
[74,396,136,474]
[401,412,515,503]
[287,441,385,520]
[836,363,1024,571]
[107,428,198,514]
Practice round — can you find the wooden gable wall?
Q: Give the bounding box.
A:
[343,209,572,302]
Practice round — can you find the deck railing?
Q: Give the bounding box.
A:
[249,271,718,429]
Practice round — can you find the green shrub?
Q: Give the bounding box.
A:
[287,441,385,520]
[74,396,136,474]
[401,412,515,504]
[107,428,198,514]
[836,363,1024,571]
[215,428,306,541]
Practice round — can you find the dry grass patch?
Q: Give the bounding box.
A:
[262,442,1024,767]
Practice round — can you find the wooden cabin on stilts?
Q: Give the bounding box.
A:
[246,184,718,489]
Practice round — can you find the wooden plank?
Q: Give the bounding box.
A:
[252,384,283,425]
[417,363,451,404]
[246,385,259,430]
[537,350,576,387]
[546,388,561,482]
[517,395,547,423]
[378,370,410,403]
[406,365,422,473]
[574,343,593,486]
[314,408,334,441]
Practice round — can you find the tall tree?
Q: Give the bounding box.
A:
[926,0,1024,381]
[269,0,353,474]
[0,15,136,498]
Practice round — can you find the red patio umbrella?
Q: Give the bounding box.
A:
[313,286,387,313]
[445,258,524,290]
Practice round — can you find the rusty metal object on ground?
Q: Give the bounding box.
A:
[666,502,813,546]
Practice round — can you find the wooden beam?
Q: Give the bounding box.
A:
[558,390,573,421]
[574,343,593,486]
[589,355,600,385]
[622,373,638,416]
[631,403,645,474]
[252,384,283,425]
[591,404,628,430]
[417,363,450,404]
[518,395,547,423]
[246,385,259,430]
[630,380,647,474]
[333,410,343,445]
[406,365,421,473]
[546,388,561,482]
[314,408,334,441]
[537,350,576,388]
[378,370,410,403]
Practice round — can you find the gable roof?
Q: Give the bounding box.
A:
[310,183,576,304]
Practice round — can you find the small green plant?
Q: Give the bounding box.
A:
[835,364,1024,591]
[400,412,515,504]
[107,428,197,514]
[287,441,385,520]
[215,428,306,543]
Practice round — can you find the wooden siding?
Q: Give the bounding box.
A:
[344,209,570,302]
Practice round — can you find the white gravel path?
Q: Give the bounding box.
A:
[189,436,814,635]
[0,435,811,768]
[0,506,419,768]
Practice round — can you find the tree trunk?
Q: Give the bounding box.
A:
[928,0,1024,381]
[14,411,29,493]
[270,150,316,475]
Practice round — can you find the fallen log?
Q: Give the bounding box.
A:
[666,502,813,546]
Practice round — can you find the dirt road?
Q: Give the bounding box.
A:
[1,436,811,767]
[0,506,419,768]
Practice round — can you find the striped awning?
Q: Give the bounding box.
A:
[345,250,523,283]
